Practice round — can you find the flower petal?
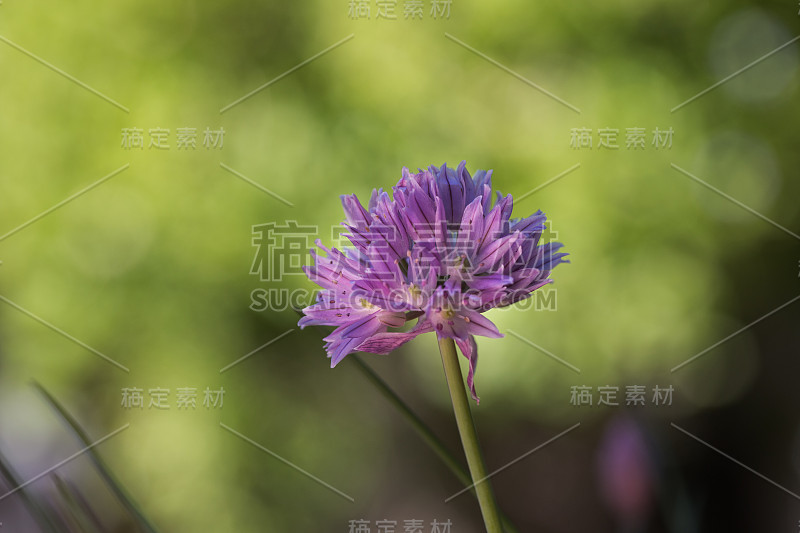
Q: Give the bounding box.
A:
[463,310,503,338]
[455,335,480,403]
[356,320,434,355]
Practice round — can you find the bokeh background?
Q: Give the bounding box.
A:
[0,0,799,531]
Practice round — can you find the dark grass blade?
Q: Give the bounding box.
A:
[51,473,107,533]
[32,382,159,533]
[0,447,63,533]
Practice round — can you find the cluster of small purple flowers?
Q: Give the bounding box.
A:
[300,162,567,401]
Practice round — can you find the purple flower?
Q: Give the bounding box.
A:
[299,162,567,402]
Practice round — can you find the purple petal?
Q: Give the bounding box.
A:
[330,336,362,367]
[458,197,485,250]
[463,310,503,338]
[356,320,434,354]
[340,312,384,339]
[474,233,521,273]
[341,194,371,229]
[511,211,546,234]
[437,162,466,224]
[455,335,480,403]
[466,273,513,291]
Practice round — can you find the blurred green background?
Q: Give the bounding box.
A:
[1,0,799,531]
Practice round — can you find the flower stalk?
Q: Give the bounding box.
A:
[438,337,503,533]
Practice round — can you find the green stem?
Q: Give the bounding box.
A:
[350,354,520,533]
[438,337,503,533]
[298,307,520,531]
